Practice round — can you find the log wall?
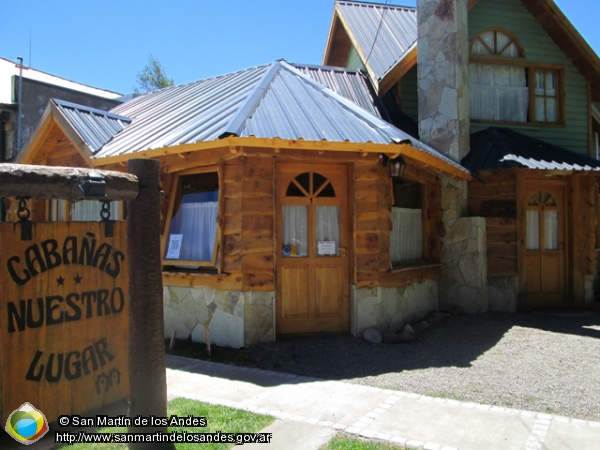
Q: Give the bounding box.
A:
[468,170,519,277]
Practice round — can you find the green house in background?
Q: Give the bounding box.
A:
[324,0,600,312]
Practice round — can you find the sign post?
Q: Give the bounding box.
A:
[0,161,172,448]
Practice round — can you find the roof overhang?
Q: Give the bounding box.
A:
[90,135,471,180]
[15,99,95,165]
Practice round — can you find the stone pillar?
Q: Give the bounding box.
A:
[417,0,470,162]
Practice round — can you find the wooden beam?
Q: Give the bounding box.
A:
[379,46,418,96]
[93,136,471,180]
[126,159,172,447]
[0,164,139,201]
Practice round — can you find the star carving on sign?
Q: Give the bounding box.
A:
[56,276,65,286]
[74,274,83,285]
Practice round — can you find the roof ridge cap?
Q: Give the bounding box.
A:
[219,61,283,138]
[53,98,131,122]
[337,1,416,11]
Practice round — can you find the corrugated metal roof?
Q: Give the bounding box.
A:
[335,1,417,83]
[292,64,381,117]
[53,99,130,152]
[463,127,600,171]
[87,60,466,175]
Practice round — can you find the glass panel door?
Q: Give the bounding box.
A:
[315,206,340,256]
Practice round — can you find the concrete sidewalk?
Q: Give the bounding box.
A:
[167,354,600,450]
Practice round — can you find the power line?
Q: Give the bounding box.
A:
[364,0,391,67]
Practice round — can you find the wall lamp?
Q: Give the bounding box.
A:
[79,171,106,197]
[379,154,407,178]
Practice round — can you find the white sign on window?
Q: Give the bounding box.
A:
[166,234,183,259]
[317,240,336,255]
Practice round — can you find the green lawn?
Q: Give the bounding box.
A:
[320,435,413,450]
[57,398,274,449]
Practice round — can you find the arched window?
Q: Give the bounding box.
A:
[470,28,562,124]
[471,29,525,58]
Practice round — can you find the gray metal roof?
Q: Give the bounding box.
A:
[463,127,600,171]
[292,64,382,118]
[88,60,466,175]
[335,1,417,84]
[53,99,130,152]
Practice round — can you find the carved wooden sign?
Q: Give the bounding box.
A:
[0,221,129,424]
[481,200,517,218]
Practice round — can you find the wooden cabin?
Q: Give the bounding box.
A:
[323,0,600,311]
[463,128,600,310]
[14,62,470,348]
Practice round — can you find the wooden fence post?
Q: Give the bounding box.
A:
[127,159,173,449]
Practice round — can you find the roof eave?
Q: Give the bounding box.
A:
[91,135,471,180]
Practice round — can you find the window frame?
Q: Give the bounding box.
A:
[389,177,426,269]
[470,28,566,126]
[161,165,223,270]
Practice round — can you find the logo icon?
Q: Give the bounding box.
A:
[5,402,49,445]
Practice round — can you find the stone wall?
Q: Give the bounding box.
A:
[585,274,595,305]
[488,276,517,312]
[417,0,470,162]
[350,279,439,337]
[438,175,489,314]
[163,286,275,349]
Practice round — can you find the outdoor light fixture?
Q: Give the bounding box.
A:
[79,171,106,197]
[389,155,407,178]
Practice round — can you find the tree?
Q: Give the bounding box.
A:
[133,55,174,94]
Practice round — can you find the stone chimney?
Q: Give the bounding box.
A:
[417,0,470,162]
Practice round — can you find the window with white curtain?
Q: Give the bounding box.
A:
[470,28,563,124]
[390,179,423,264]
[71,200,122,221]
[164,172,219,266]
[526,191,559,251]
[49,199,122,221]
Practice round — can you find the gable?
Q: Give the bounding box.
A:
[469,0,591,155]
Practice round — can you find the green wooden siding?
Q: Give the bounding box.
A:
[400,65,419,123]
[346,46,366,72]
[469,0,590,155]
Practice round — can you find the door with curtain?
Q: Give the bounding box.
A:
[524,183,567,307]
[276,163,349,334]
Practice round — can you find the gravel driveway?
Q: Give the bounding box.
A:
[210,312,600,422]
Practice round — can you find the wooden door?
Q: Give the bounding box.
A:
[524,183,567,307]
[276,163,349,334]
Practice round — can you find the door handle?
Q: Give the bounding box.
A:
[339,247,347,257]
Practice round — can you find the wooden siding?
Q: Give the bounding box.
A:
[240,156,275,291]
[399,65,419,123]
[469,0,590,155]
[568,174,597,306]
[468,170,519,277]
[355,160,381,286]
[347,46,366,72]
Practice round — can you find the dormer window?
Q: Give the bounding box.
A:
[469,28,564,125]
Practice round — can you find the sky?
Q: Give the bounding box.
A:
[1,0,600,96]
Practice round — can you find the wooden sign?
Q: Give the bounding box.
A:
[481,200,517,218]
[0,221,129,424]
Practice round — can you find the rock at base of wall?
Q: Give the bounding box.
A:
[363,327,382,344]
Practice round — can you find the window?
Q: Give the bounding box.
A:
[526,191,559,251]
[48,199,123,221]
[390,179,423,265]
[163,170,220,268]
[281,171,339,258]
[470,28,563,125]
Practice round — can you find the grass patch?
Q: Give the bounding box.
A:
[165,338,261,367]
[424,391,464,401]
[57,398,273,449]
[320,435,411,450]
